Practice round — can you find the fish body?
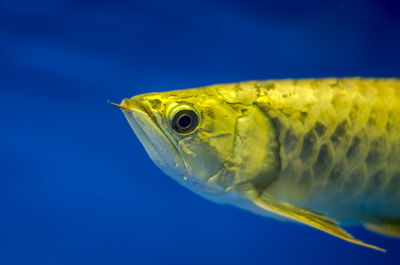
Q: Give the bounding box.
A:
[254,78,400,222]
[113,78,400,251]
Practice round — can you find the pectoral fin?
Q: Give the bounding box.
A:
[252,196,385,252]
[365,223,400,238]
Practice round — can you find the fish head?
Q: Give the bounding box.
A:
[116,87,240,196]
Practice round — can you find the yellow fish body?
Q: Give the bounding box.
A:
[112,78,400,251]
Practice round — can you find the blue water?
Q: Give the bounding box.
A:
[1,0,400,264]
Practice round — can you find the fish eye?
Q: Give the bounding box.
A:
[170,107,199,134]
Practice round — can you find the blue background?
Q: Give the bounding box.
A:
[1,0,400,264]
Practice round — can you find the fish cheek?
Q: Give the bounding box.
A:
[178,134,229,180]
[177,102,238,180]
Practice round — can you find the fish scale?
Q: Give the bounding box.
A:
[252,78,400,222]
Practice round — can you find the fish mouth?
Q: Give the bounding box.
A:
[115,98,232,201]
[119,98,188,180]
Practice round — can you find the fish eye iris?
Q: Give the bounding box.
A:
[171,109,199,134]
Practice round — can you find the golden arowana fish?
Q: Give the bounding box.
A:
[111,78,400,252]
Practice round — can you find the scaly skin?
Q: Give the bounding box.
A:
[224,78,400,224]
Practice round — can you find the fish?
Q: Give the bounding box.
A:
[111,77,400,252]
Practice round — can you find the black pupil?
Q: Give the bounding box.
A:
[178,114,192,129]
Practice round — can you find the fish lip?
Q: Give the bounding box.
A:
[120,98,148,116]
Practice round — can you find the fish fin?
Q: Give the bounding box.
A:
[252,196,386,252]
[365,223,400,238]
